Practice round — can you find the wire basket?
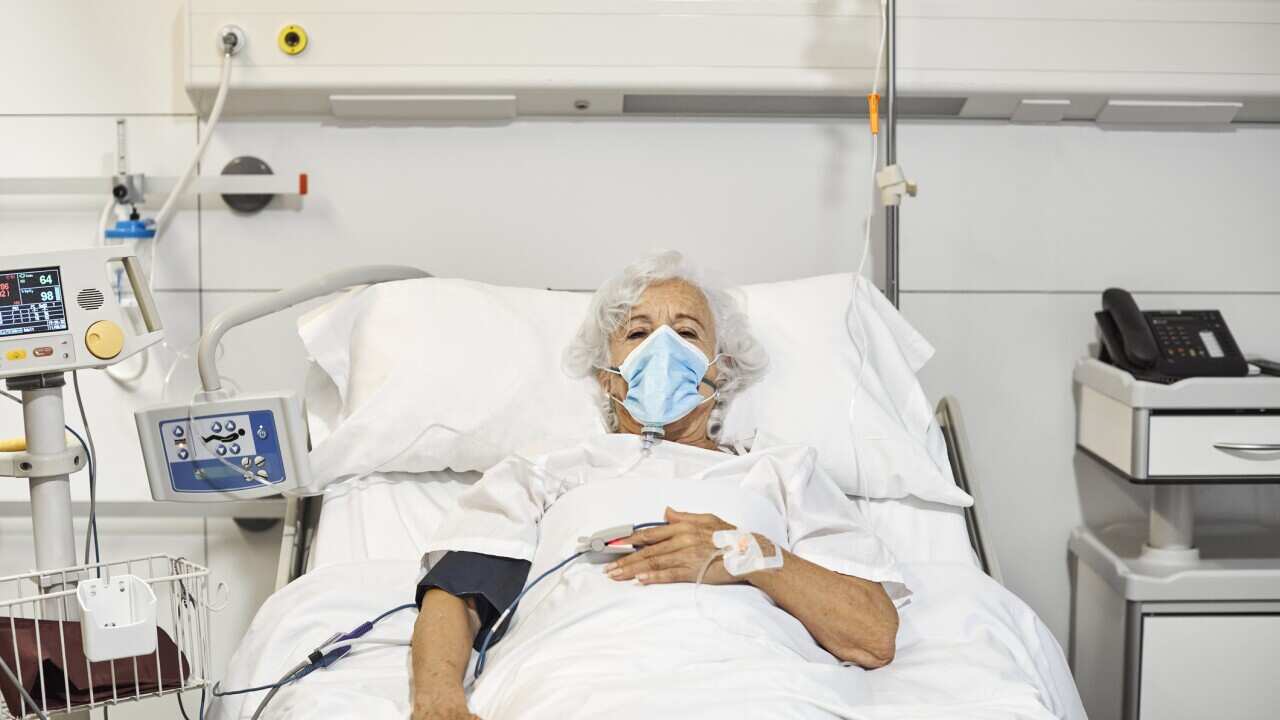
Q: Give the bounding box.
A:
[0,555,210,719]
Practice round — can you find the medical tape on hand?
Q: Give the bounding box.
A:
[711,530,783,576]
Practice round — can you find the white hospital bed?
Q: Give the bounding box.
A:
[213,275,1084,719]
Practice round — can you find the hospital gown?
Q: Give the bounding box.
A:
[419,433,910,720]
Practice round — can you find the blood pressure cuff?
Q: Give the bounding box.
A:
[416,551,532,651]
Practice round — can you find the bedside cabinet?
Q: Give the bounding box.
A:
[1070,359,1280,720]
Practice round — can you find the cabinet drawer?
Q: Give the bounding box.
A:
[1139,614,1280,720]
[1148,414,1280,477]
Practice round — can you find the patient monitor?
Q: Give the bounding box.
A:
[0,248,162,379]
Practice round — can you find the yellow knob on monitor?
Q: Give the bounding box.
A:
[85,320,125,360]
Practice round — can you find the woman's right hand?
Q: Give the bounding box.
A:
[412,693,480,720]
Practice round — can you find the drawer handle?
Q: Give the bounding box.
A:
[1213,442,1280,452]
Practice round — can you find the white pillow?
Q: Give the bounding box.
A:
[723,274,972,506]
[299,274,971,507]
[853,495,980,566]
[299,279,603,492]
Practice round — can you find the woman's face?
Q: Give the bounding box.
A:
[600,279,720,447]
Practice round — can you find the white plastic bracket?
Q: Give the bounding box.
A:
[0,443,88,479]
[876,164,918,207]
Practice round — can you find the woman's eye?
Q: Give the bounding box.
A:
[627,329,649,340]
[678,329,698,339]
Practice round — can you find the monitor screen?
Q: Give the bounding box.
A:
[0,266,68,338]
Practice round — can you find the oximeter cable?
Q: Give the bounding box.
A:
[473,520,668,678]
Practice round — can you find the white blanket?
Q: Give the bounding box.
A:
[210,559,1083,720]
[422,435,909,605]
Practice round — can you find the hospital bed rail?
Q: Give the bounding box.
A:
[935,396,1003,584]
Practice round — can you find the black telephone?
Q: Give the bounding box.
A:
[1095,288,1247,382]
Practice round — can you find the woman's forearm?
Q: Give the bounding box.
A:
[412,590,478,708]
[746,546,899,668]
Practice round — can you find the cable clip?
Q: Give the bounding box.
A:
[876,164,918,207]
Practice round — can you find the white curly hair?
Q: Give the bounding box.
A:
[562,251,769,440]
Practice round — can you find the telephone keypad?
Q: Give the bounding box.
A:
[1148,311,1231,362]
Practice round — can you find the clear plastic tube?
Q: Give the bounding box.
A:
[148,49,234,289]
[845,0,889,475]
[692,548,759,642]
[94,198,115,245]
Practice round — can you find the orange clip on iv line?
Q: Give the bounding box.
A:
[867,93,881,135]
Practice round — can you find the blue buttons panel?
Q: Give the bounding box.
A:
[159,410,286,493]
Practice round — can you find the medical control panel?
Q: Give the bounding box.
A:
[137,392,311,501]
[159,411,284,493]
[0,249,163,380]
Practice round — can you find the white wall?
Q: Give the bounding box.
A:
[899,120,1280,644]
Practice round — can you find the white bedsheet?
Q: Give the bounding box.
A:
[211,559,1083,720]
[309,471,479,569]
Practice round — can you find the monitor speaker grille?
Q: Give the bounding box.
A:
[77,288,105,311]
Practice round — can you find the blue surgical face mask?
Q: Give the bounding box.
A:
[603,324,719,436]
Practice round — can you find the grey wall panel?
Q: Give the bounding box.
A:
[195,119,873,291]
[899,121,1280,293]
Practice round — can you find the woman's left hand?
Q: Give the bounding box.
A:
[605,507,772,586]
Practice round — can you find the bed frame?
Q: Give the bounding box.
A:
[935,396,1002,583]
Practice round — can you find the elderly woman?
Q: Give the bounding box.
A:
[411,252,905,720]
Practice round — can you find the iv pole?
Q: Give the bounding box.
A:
[884,0,900,308]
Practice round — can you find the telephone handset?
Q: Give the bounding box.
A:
[1095,287,1247,382]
